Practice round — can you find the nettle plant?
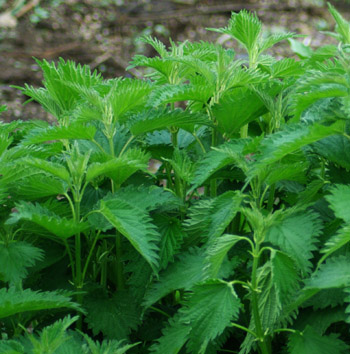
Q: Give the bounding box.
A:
[0,3,350,353]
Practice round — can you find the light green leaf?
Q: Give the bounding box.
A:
[29,316,79,354]
[183,279,240,353]
[0,287,82,319]
[0,241,43,284]
[150,313,190,354]
[289,38,313,59]
[212,89,266,137]
[82,333,140,354]
[320,225,350,262]
[255,121,344,168]
[164,148,195,183]
[129,108,211,136]
[143,249,208,307]
[6,202,88,239]
[215,10,262,53]
[99,198,160,269]
[259,33,301,54]
[22,122,96,145]
[265,211,322,275]
[328,2,350,44]
[86,149,150,185]
[312,135,350,170]
[206,234,245,277]
[269,58,305,78]
[154,214,186,269]
[306,256,350,289]
[21,157,70,182]
[288,325,349,354]
[191,139,247,189]
[108,78,154,123]
[270,250,300,305]
[326,184,350,223]
[10,175,68,200]
[111,185,180,212]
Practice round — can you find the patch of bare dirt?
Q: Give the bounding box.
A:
[0,0,346,122]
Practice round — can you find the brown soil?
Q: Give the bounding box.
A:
[0,0,347,122]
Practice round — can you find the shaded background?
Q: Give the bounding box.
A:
[0,0,349,122]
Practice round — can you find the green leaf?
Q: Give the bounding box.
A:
[214,10,262,53]
[265,211,322,275]
[164,148,195,183]
[0,287,82,319]
[328,2,350,44]
[326,184,350,223]
[320,225,350,262]
[21,157,70,182]
[86,149,150,185]
[7,202,89,239]
[289,38,313,59]
[149,84,214,106]
[0,340,24,353]
[10,175,68,200]
[269,58,305,78]
[259,33,301,54]
[28,316,79,354]
[255,121,344,168]
[293,307,346,334]
[0,105,7,114]
[129,108,211,136]
[306,256,350,289]
[150,313,190,354]
[287,325,349,354]
[191,139,247,189]
[111,185,180,212]
[98,198,160,269]
[143,249,208,307]
[270,250,300,306]
[312,135,350,170]
[81,333,140,354]
[185,191,243,242]
[22,122,96,145]
[154,214,186,269]
[211,89,266,137]
[0,241,44,284]
[107,78,154,123]
[206,234,245,277]
[84,290,140,340]
[183,279,240,353]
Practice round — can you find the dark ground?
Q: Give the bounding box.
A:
[0,0,349,122]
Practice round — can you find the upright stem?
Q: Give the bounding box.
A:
[266,184,276,212]
[108,135,125,289]
[250,243,270,354]
[210,127,218,197]
[73,197,83,330]
[116,232,125,290]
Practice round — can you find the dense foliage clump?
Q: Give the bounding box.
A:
[0,3,350,353]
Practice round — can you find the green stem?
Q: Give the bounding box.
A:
[240,124,248,138]
[73,199,83,330]
[192,132,206,153]
[250,244,270,354]
[116,232,125,290]
[231,322,257,337]
[266,184,276,212]
[118,135,134,157]
[82,230,101,282]
[100,240,108,287]
[64,239,75,281]
[150,306,171,318]
[210,126,218,197]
